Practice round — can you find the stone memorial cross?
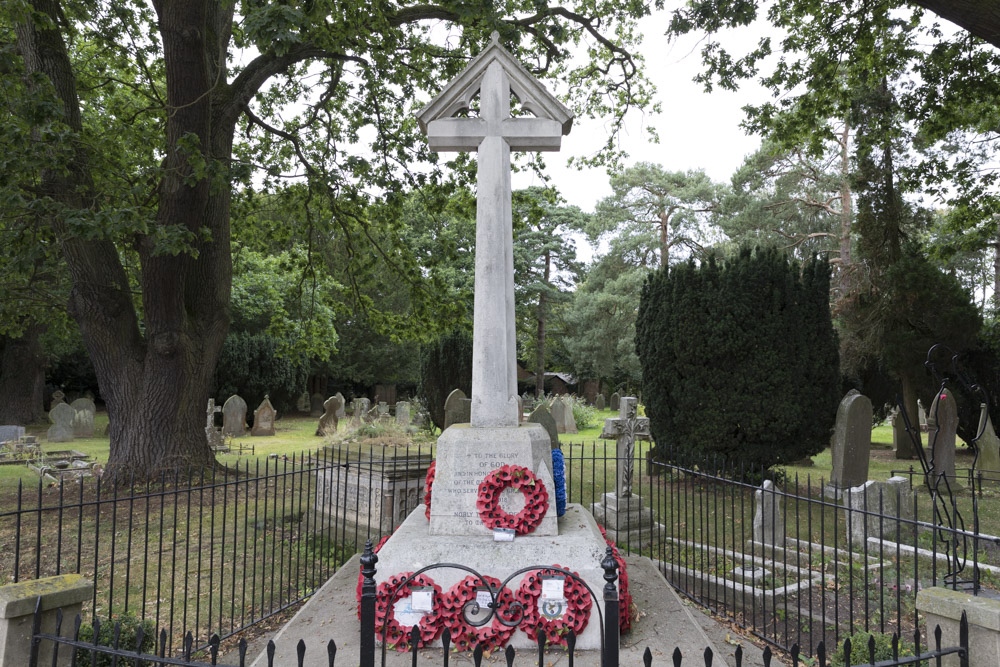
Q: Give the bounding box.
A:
[600,397,650,498]
[417,32,572,429]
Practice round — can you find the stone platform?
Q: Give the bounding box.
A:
[590,492,664,547]
[246,547,770,667]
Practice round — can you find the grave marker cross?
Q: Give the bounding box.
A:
[600,397,650,498]
[417,32,572,428]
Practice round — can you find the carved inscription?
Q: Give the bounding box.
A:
[440,451,520,528]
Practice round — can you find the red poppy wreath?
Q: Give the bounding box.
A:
[373,572,444,651]
[515,566,592,645]
[475,465,548,535]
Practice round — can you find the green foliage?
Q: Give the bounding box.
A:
[213,331,308,415]
[569,397,598,430]
[76,613,155,667]
[829,630,916,667]
[636,247,841,469]
[419,329,473,430]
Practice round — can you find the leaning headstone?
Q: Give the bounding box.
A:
[753,480,785,545]
[550,398,567,434]
[975,404,1000,489]
[334,392,346,419]
[528,403,559,448]
[310,393,325,418]
[829,390,872,492]
[316,396,340,436]
[927,389,959,487]
[395,401,411,427]
[443,389,471,429]
[47,403,75,443]
[595,394,605,411]
[222,395,248,437]
[0,425,26,443]
[561,396,578,434]
[610,392,620,412]
[844,476,914,543]
[251,396,277,436]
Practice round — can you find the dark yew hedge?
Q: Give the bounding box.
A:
[420,328,473,430]
[636,246,841,470]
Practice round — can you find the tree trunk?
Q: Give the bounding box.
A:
[659,211,670,267]
[910,0,1000,50]
[535,250,550,397]
[838,119,853,299]
[897,374,923,459]
[0,325,47,424]
[993,219,1000,311]
[17,0,232,476]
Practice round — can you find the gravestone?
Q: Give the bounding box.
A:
[560,396,578,434]
[595,394,605,411]
[927,389,959,487]
[47,403,75,443]
[395,401,411,427]
[590,397,660,545]
[516,395,523,424]
[891,409,907,453]
[222,395,247,437]
[377,402,390,421]
[829,390,872,491]
[309,393,324,418]
[50,390,65,407]
[610,392,620,412]
[69,397,96,438]
[205,398,223,450]
[334,392,346,419]
[844,476,913,543]
[443,389,471,429]
[753,480,784,545]
[316,396,340,436]
[251,396,276,436]
[0,425,26,443]
[549,398,566,433]
[918,399,928,431]
[356,398,371,424]
[527,403,558,448]
[296,391,310,413]
[974,403,1000,489]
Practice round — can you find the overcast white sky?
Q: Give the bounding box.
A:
[511,12,773,215]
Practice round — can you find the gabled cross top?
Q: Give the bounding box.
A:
[417,32,573,428]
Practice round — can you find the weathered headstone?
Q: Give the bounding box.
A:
[296,391,310,413]
[891,409,907,453]
[69,397,96,438]
[222,395,248,437]
[47,403,75,443]
[590,397,659,545]
[356,398,372,424]
[395,401,411,427]
[927,389,959,487]
[334,392,346,419]
[205,398,223,450]
[753,480,784,545]
[310,393,325,418]
[527,403,558,448]
[975,403,1000,489]
[918,399,928,430]
[550,397,566,433]
[316,396,340,436]
[844,476,913,543]
[443,389,471,429]
[610,392,620,412]
[829,390,873,490]
[561,396,578,434]
[377,402,390,420]
[50,390,65,407]
[251,396,276,436]
[595,394,605,411]
[0,425,26,443]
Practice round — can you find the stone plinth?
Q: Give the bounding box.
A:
[373,504,608,649]
[429,423,557,537]
[590,492,662,547]
[314,449,432,538]
[917,586,1000,667]
[0,574,92,667]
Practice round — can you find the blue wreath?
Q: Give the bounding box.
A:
[551,448,567,517]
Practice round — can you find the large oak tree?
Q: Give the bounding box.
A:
[5,0,653,474]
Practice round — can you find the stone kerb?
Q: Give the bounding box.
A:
[917,586,1000,667]
[0,574,93,667]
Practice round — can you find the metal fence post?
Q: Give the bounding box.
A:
[602,546,619,667]
[359,540,378,667]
